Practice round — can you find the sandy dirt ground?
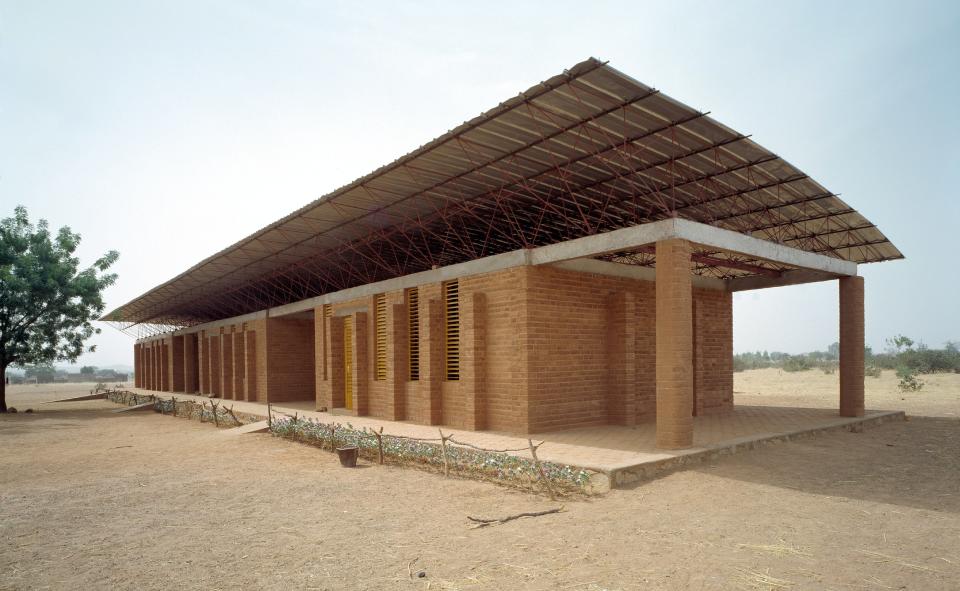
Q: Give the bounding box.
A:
[1,373,959,590]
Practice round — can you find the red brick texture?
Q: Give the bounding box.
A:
[184,333,198,393]
[655,239,695,449]
[171,335,185,393]
[839,276,865,417]
[264,317,315,403]
[134,258,735,441]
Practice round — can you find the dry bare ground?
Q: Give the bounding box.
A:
[1,371,958,590]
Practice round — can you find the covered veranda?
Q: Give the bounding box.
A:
[104,57,902,452]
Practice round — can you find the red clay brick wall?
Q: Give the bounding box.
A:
[265,317,315,403]
[459,268,527,433]
[693,288,733,416]
[522,264,732,434]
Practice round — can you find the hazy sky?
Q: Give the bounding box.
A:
[2,1,958,368]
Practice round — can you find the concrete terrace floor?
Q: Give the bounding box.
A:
[121,388,903,487]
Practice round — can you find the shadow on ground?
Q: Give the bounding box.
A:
[671,416,960,513]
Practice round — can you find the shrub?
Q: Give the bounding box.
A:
[864,364,882,378]
[782,356,812,372]
[896,366,924,393]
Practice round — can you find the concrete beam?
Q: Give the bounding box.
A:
[726,269,840,292]
[550,258,726,291]
[672,218,857,277]
[528,219,676,265]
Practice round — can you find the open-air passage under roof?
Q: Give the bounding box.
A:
[104,57,901,334]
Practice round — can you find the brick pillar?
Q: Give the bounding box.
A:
[233,330,245,401]
[221,329,234,400]
[133,344,141,388]
[422,297,444,425]
[150,343,157,390]
[315,308,329,410]
[159,342,169,391]
[144,344,151,390]
[460,292,486,430]
[198,331,208,394]
[655,238,694,449]
[171,336,184,392]
[328,316,344,408]
[839,276,865,417]
[245,330,258,402]
[386,302,407,421]
[352,312,370,416]
[606,291,637,426]
[183,334,197,393]
[210,335,221,397]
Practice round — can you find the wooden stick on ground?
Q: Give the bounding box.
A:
[439,429,450,477]
[171,396,177,418]
[226,404,240,426]
[210,400,220,427]
[467,506,563,529]
[528,439,555,501]
[374,426,384,465]
[267,402,273,429]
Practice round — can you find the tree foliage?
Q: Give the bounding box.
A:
[0,205,118,411]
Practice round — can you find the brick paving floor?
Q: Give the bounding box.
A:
[129,388,896,474]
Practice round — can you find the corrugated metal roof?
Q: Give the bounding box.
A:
[104,57,901,328]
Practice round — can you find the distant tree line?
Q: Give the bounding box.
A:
[734,335,960,375]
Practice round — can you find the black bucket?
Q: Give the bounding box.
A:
[336,446,359,467]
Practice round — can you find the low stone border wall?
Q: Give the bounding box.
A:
[105,390,262,428]
[608,411,907,488]
[269,415,595,497]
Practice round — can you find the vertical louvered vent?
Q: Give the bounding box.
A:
[407,288,420,381]
[374,294,387,381]
[443,280,460,381]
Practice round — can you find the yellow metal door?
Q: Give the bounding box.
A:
[343,318,353,410]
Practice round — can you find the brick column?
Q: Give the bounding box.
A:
[386,302,407,421]
[245,330,259,402]
[655,238,694,449]
[233,330,245,401]
[315,307,330,410]
[327,316,344,409]
[160,341,170,391]
[351,312,370,416]
[134,344,141,388]
[422,297,444,425]
[144,344,151,390]
[460,292,486,430]
[183,334,197,393]
[171,336,184,392]
[209,335,221,397]
[150,343,158,390]
[221,329,234,400]
[198,331,208,394]
[839,276,865,417]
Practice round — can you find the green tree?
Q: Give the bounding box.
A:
[80,365,96,375]
[0,206,118,412]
